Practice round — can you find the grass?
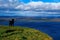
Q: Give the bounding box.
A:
[0,26,53,40]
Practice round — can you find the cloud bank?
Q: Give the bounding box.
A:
[0,0,60,17]
[0,0,60,10]
[16,1,60,11]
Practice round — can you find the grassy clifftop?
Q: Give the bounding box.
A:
[0,26,52,40]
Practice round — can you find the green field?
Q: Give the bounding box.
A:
[0,26,52,40]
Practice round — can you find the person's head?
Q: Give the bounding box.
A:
[12,19,14,21]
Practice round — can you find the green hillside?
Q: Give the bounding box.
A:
[0,26,53,40]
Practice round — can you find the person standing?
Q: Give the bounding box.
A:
[9,19,14,26]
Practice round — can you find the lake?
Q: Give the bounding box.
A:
[0,20,60,40]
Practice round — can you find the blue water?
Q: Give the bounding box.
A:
[0,21,60,40]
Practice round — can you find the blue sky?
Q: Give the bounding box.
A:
[0,0,60,16]
[20,0,60,3]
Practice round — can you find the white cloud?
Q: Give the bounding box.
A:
[0,0,60,10]
[0,0,21,8]
[16,1,60,11]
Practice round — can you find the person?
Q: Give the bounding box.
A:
[9,19,14,26]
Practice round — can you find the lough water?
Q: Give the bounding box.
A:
[0,20,60,40]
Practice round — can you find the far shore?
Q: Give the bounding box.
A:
[0,18,60,22]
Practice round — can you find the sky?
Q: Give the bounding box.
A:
[20,0,60,3]
[0,0,60,17]
[0,0,60,10]
[16,0,60,10]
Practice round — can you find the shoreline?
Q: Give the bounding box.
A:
[0,18,60,22]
